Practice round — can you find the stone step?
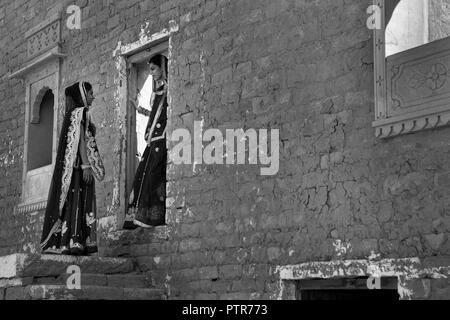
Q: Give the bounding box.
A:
[3,285,166,300]
[0,254,134,278]
[32,273,152,288]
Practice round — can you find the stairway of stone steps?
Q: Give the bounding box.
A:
[0,253,166,300]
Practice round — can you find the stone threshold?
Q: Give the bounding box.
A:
[0,253,134,279]
[2,285,165,300]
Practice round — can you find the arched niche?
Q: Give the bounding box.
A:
[30,86,51,124]
[28,88,54,171]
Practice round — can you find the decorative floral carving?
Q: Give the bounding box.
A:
[391,65,400,77]
[408,63,448,91]
[375,38,384,51]
[376,75,384,87]
[27,20,60,59]
[392,98,401,108]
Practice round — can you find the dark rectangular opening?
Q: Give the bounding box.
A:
[122,39,169,229]
[297,277,399,301]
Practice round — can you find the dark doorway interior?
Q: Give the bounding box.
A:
[297,277,400,301]
[300,289,399,300]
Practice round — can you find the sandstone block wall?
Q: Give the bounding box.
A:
[1,0,450,299]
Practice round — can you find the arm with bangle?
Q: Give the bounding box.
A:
[129,96,151,117]
[137,105,151,117]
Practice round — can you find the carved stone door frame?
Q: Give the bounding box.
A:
[99,21,178,236]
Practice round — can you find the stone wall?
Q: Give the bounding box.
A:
[1,0,450,299]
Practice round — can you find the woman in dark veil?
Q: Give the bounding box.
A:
[124,54,168,229]
[41,82,105,255]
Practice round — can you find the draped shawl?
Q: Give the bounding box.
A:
[40,106,105,250]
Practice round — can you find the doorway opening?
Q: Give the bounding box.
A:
[124,40,169,228]
[297,277,399,300]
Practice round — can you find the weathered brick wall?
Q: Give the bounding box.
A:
[0,0,27,256]
[1,0,450,299]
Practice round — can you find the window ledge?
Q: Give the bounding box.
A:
[98,215,172,241]
[9,46,66,79]
[16,200,47,214]
[373,106,450,138]
[121,225,171,240]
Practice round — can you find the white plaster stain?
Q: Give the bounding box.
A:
[368,250,381,261]
[112,41,123,57]
[192,118,205,173]
[0,140,22,170]
[165,273,172,298]
[181,12,192,25]
[98,215,120,240]
[184,206,194,219]
[22,242,37,254]
[398,280,414,300]
[333,239,352,257]
[166,197,175,208]
[117,20,179,58]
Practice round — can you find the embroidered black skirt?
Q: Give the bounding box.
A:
[125,139,167,228]
[44,164,97,254]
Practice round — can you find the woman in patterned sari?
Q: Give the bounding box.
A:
[41,82,105,255]
[124,54,168,229]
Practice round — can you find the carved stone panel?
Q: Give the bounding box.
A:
[27,19,61,60]
[24,165,53,204]
[387,37,450,117]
